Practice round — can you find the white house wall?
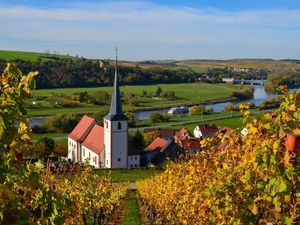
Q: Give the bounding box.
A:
[193,127,202,138]
[128,155,140,168]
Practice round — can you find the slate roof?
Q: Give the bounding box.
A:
[82,124,104,154]
[68,115,96,142]
[104,57,127,121]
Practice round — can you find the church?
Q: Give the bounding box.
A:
[67,57,140,168]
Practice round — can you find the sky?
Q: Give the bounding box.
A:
[0,0,300,60]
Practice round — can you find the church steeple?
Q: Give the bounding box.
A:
[104,48,127,121]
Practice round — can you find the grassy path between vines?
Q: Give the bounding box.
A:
[122,190,141,225]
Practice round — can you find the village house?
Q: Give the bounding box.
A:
[142,137,183,166]
[177,138,201,155]
[193,124,219,139]
[67,56,137,168]
[174,127,193,142]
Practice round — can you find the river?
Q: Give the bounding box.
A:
[29,83,299,125]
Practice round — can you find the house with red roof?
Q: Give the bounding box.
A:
[142,137,183,166]
[174,127,193,142]
[67,55,139,168]
[177,138,201,154]
[193,124,218,139]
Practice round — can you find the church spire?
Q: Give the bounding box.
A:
[104,48,127,121]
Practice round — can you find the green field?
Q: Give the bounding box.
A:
[29,83,236,116]
[167,117,243,133]
[32,132,68,140]
[0,50,74,62]
[93,168,161,183]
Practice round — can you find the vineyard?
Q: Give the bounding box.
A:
[0,64,128,224]
[1,62,300,224]
[137,88,300,224]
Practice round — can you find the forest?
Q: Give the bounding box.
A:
[0,58,197,89]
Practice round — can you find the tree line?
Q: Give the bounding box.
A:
[0,58,197,89]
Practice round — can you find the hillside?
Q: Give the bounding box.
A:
[0,50,76,62]
[1,50,300,70]
[118,59,300,71]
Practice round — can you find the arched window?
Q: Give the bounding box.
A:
[118,122,122,130]
[106,121,108,128]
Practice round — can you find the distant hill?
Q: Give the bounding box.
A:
[1,50,300,70]
[0,50,76,62]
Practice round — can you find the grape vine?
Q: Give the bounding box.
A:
[0,64,128,224]
[137,88,300,224]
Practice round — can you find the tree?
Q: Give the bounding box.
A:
[35,137,56,158]
[131,130,145,152]
[124,111,136,127]
[53,142,68,157]
[189,105,205,115]
[144,130,160,146]
[155,86,163,97]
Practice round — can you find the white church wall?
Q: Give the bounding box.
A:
[81,145,100,168]
[104,119,112,168]
[128,155,140,168]
[104,119,128,168]
[111,131,128,168]
[68,137,79,162]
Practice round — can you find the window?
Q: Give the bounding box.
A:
[118,122,121,130]
[83,148,85,157]
[135,164,137,167]
[89,152,91,160]
[118,158,121,162]
[135,156,137,160]
[106,121,108,129]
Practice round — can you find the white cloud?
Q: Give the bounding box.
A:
[0,1,299,59]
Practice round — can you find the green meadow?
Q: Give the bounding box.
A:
[29,83,236,116]
[0,50,74,62]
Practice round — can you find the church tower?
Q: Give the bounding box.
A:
[103,51,128,168]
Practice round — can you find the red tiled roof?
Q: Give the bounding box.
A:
[144,137,168,152]
[68,115,96,141]
[82,124,104,154]
[174,127,193,141]
[178,139,201,151]
[217,127,234,136]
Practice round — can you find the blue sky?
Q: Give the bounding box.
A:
[0,0,300,60]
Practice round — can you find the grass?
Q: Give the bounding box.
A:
[28,105,107,116]
[29,83,236,116]
[122,190,141,225]
[93,168,160,183]
[0,50,75,62]
[32,133,68,140]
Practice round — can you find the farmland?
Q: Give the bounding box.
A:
[29,83,237,116]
